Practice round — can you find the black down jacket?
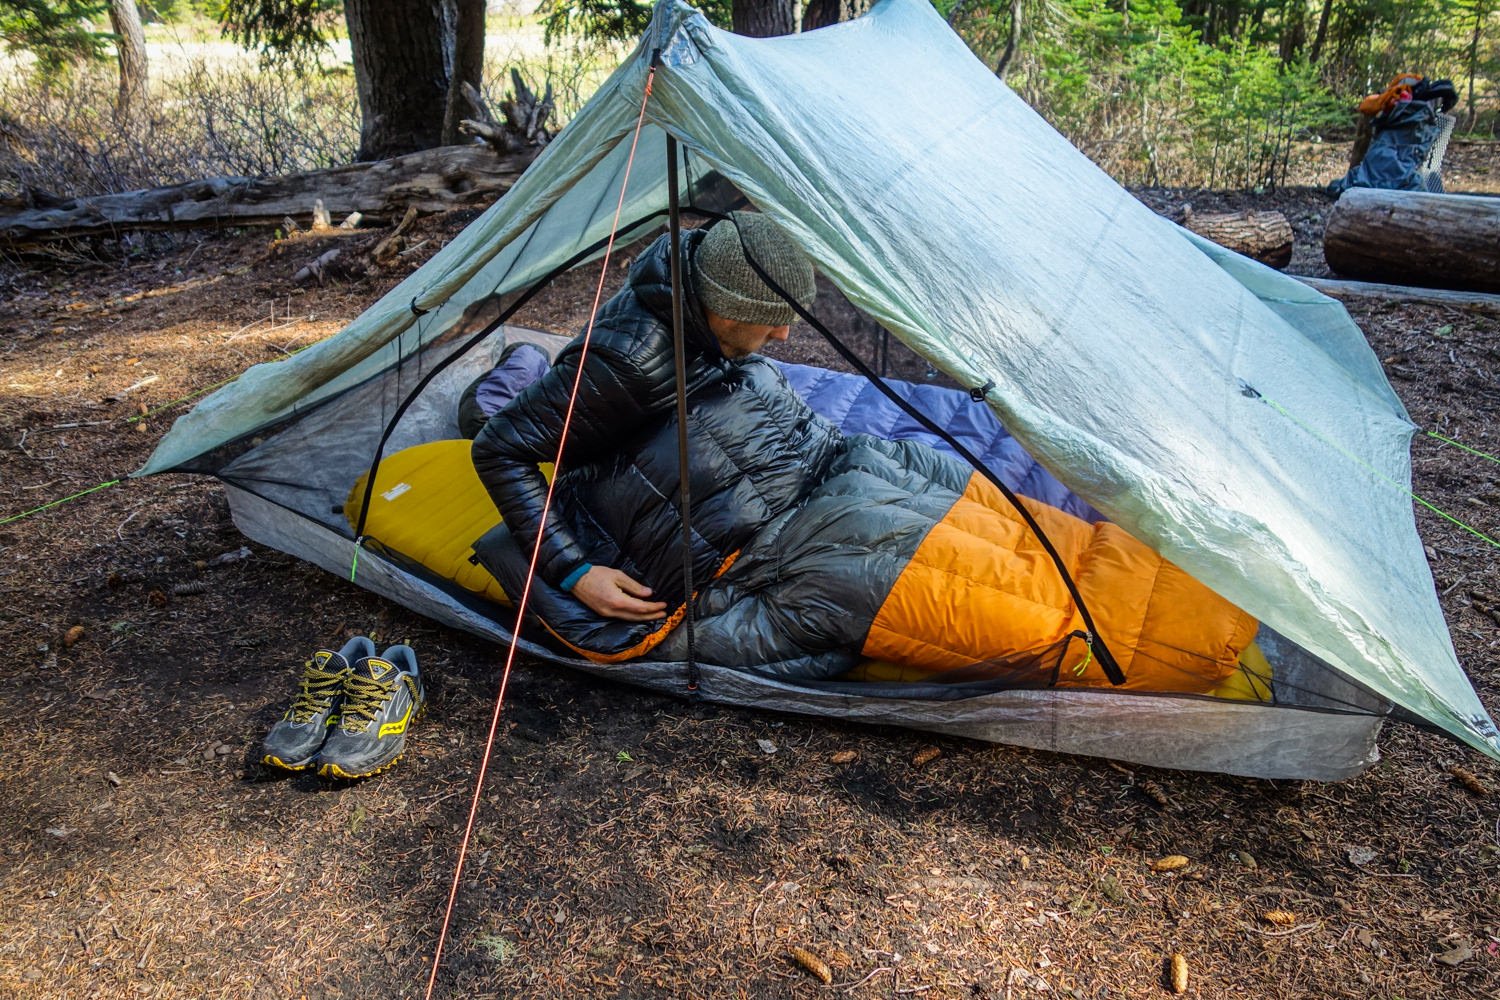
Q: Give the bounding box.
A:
[472,229,736,589]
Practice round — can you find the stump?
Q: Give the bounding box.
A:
[1182,208,1294,270]
[1325,189,1500,293]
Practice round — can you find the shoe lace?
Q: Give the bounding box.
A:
[288,661,346,723]
[338,671,395,733]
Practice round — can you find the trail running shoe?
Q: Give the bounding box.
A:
[261,635,376,772]
[315,645,425,780]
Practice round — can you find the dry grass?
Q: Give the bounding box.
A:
[0,192,1497,999]
[0,12,626,204]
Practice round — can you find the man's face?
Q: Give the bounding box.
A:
[705,312,792,360]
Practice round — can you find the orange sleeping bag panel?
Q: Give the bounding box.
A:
[863,474,1257,692]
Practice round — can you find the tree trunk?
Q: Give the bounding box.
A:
[1325,189,1500,293]
[442,0,487,146]
[1182,208,1294,269]
[1277,0,1305,64]
[1466,1,1486,131]
[108,0,149,124]
[346,0,451,160]
[994,0,1023,81]
[733,0,796,36]
[1308,0,1333,63]
[0,146,539,247]
[802,0,868,30]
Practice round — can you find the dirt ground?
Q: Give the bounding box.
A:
[2,172,1499,1000]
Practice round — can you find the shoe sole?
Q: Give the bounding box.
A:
[316,751,406,780]
[262,752,318,772]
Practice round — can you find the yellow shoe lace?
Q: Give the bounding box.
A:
[287,660,346,724]
[338,671,395,733]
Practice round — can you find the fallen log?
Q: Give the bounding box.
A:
[1324,189,1500,293]
[0,145,538,248]
[1183,207,1293,269]
[1291,275,1500,315]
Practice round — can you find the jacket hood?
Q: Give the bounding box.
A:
[627,229,725,362]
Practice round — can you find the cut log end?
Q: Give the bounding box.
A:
[1183,209,1294,270]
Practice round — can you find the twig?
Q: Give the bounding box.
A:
[117,509,140,541]
[40,420,112,431]
[1246,886,1333,899]
[750,880,777,954]
[116,374,159,396]
[1442,573,1469,596]
[1251,920,1324,937]
[227,319,300,342]
[1300,789,1345,806]
[835,967,893,992]
[225,316,270,340]
[135,934,155,970]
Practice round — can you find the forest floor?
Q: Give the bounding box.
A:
[1,161,1499,1000]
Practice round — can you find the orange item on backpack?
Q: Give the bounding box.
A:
[1358,73,1423,116]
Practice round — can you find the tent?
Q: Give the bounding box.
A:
[139,0,1499,780]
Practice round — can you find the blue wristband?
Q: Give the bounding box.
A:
[559,563,593,592]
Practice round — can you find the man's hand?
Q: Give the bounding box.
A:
[570,566,669,622]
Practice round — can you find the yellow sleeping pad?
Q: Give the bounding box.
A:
[1205,640,1274,702]
[345,439,551,607]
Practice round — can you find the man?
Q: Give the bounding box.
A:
[471,212,818,622]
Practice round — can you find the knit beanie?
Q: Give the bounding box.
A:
[692,212,816,327]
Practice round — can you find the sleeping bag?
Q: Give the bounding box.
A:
[472,357,1257,690]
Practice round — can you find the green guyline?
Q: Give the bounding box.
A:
[125,340,318,425]
[0,479,122,526]
[1257,394,1500,552]
[0,341,328,525]
[1426,431,1500,468]
[125,372,241,425]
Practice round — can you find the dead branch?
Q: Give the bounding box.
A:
[1293,275,1500,314]
[0,145,538,247]
[459,72,554,154]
